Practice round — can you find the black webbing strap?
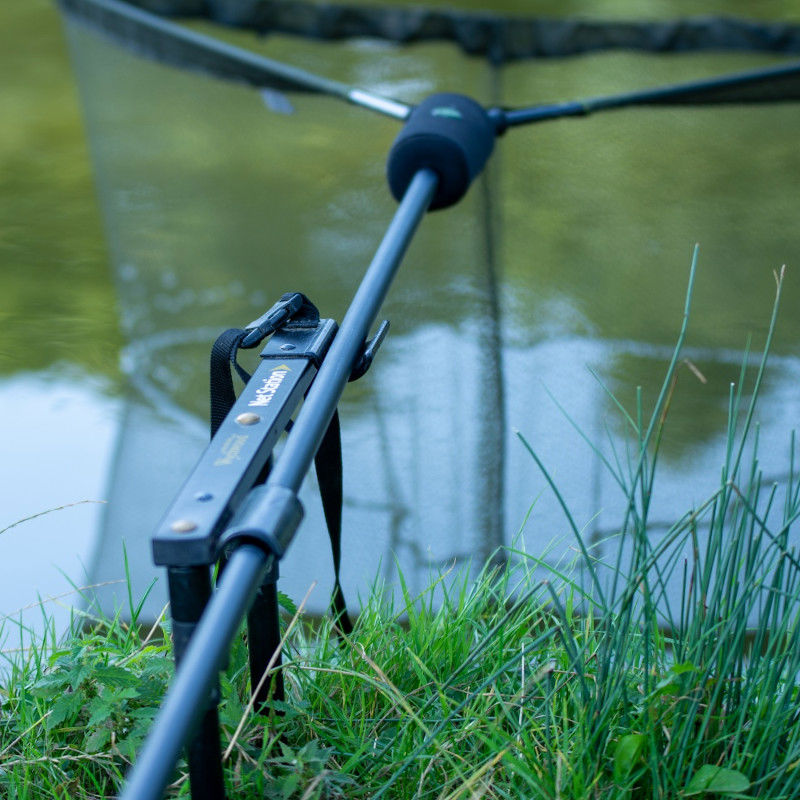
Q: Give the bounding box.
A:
[210,328,251,438]
[312,408,353,634]
[209,296,353,634]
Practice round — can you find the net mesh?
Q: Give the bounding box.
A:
[82,0,800,62]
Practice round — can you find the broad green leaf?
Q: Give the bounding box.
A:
[85,726,112,754]
[46,692,84,729]
[613,733,646,782]
[277,772,300,800]
[30,674,69,699]
[279,742,297,761]
[127,707,160,748]
[278,591,298,616]
[297,739,330,769]
[686,765,749,795]
[655,662,698,693]
[46,649,72,667]
[94,664,140,688]
[653,681,680,697]
[87,696,116,728]
[69,663,94,691]
[129,706,159,725]
[116,735,139,761]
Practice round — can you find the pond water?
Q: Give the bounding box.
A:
[0,2,123,643]
[3,1,800,635]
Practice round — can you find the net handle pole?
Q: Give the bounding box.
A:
[266,167,438,493]
[117,168,438,800]
[119,545,269,800]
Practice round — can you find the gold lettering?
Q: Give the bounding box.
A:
[213,434,249,467]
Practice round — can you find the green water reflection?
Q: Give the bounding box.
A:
[0,2,121,378]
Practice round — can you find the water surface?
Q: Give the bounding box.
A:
[2,1,800,628]
[0,2,121,641]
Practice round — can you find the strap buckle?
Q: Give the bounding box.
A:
[240,292,305,348]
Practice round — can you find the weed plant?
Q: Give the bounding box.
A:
[2,254,800,798]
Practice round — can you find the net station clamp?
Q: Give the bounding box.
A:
[152,293,390,567]
[244,292,389,381]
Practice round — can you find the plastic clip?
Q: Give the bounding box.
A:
[349,320,390,382]
[240,293,304,348]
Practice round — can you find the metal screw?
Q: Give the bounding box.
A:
[170,519,197,534]
[236,412,261,425]
[280,344,295,351]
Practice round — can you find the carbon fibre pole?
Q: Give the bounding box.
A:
[266,168,438,492]
[501,58,800,127]
[120,546,268,800]
[59,0,411,120]
[118,168,438,800]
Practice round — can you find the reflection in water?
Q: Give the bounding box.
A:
[0,373,118,641]
[473,62,508,569]
[473,164,507,569]
[61,16,800,618]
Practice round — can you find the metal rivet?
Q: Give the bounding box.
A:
[194,491,213,502]
[280,344,295,351]
[236,412,261,425]
[170,519,197,533]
